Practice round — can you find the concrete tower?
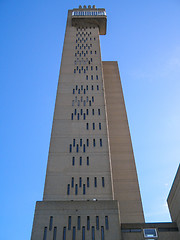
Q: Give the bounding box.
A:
[31,6,145,240]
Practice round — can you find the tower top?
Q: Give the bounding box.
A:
[71,6,107,35]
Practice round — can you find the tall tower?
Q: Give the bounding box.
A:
[31,6,144,240]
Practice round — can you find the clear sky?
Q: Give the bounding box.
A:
[0,0,180,239]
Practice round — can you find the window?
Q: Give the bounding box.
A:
[96,75,98,80]
[87,157,89,166]
[97,85,99,90]
[77,113,79,120]
[86,123,89,130]
[91,66,93,70]
[70,144,72,153]
[63,227,66,240]
[79,177,82,187]
[74,69,76,74]
[82,227,85,240]
[87,177,89,187]
[89,101,91,106]
[96,66,98,70]
[86,109,89,115]
[76,144,79,152]
[75,184,78,195]
[101,227,104,240]
[93,139,96,147]
[86,75,88,80]
[143,229,158,238]
[78,89,80,94]
[95,51,96,54]
[91,75,93,80]
[68,216,71,230]
[72,157,75,166]
[98,109,100,115]
[92,227,95,240]
[49,216,53,231]
[81,96,83,102]
[91,85,94,90]
[80,156,82,166]
[99,123,101,130]
[96,216,99,230]
[83,184,86,194]
[84,101,86,106]
[87,139,89,147]
[86,96,89,102]
[86,66,88,70]
[84,89,86,94]
[71,113,73,120]
[94,177,97,187]
[105,216,109,230]
[43,227,47,240]
[83,144,86,153]
[73,227,76,240]
[102,177,105,187]
[73,89,75,94]
[87,216,90,230]
[67,184,70,195]
[74,109,77,115]
[100,139,102,147]
[53,227,57,240]
[92,96,94,102]
[93,123,95,130]
[86,85,88,90]
[80,139,82,147]
[83,113,86,120]
[92,109,94,115]
[73,139,75,147]
[90,51,92,54]
[77,216,81,230]
[71,177,74,188]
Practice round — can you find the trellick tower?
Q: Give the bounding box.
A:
[31,5,144,240]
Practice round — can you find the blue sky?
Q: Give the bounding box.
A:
[0,0,180,239]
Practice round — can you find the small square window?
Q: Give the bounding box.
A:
[143,229,158,238]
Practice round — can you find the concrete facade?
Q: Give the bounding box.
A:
[31,5,180,240]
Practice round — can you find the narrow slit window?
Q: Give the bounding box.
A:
[43,227,47,240]
[83,144,86,153]
[84,100,86,106]
[77,216,81,230]
[86,123,89,130]
[92,226,95,240]
[79,177,82,187]
[91,75,93,80]
[98,109,100,115]
[74,69,76,73]
[93,123,95,130]
[73,89,75,94]
[97,85,99,90]
[63,227,66,240]
[73,227,76,240]
[84,89,86,94]
[100,139,102,147]
[91,66,93,70]
[74,109,77,115]
[96,66,98,70]
[80,139,82,147]
[101,226,104,240]
[96,216,99,230]
[72,157,75,166]
[67,184,70,195]
[82,227,85,240]
[86,109,89,115]
[71,177,74,188]
[76,144,79,153]
[87,139,89,147]
[83,184,86,194]
[83,113,86,120]
[105,216,109,230]
[95,51,96,54]
[78,89,80,94]
[68,216,71,230]
[94,177,97,187]
[102,177,105,187]
[71,113,73,120]
[93,139,96,147]
[87,216,90,230]
[80,156,82,166]
[86,85,88,90]
[73,139,75,147]
[49,216,53,231]
[92,109,95,115]
[77,113,79,120]
[87,156,89,166]
[89,101,91,106]
[92,96,94,102]
[87,177,89,187]
[72,100,74,106]
[86,75,88,80]
[92,85,94,90]
[75,184,78,195]
[53,227,57,240]
[96,75,98,80]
